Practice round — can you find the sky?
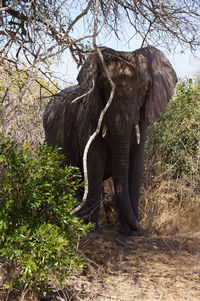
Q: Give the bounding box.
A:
[99,36,200,80]
[56,43,200,88]
[54,16,200,87]
[169,50,200,78]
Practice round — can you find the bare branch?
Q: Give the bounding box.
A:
[1,0,200,87]
[72,0,116,215]
[66,0,94,35]
[71,80,94,103]
[0,0,19,12]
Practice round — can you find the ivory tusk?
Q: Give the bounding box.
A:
[135,124,140,144]
[102,125,107,138]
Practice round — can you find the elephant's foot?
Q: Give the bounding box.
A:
[93,224,102,234]
[128,228,145,236]
[84,224,102,237]
[76,206,102,234]
[77,206,98,222]
[119,223,145,236]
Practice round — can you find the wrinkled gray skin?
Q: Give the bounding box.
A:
[43,46,177,235]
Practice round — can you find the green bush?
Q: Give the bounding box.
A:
[147,78,200,177]
[0,135,91,295]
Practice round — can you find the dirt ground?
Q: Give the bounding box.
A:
[0,231,199,301]
[64,231,200,301]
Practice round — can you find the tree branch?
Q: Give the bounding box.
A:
[0,0,19,12]
[71,80,95,104]
[66,0,93,35]
[72,0,116,215]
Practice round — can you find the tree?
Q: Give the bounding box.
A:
[1,1,200,72]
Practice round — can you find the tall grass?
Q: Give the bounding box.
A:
[141,78,200,235]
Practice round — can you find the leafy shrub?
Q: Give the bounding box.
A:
[146,78,200,177]
[140,78,200,235]
[0,135,91,295]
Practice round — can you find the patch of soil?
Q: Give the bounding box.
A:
[1,232,199,300]
[65,232,200,301]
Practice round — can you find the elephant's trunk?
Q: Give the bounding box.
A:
[110,130,139,231]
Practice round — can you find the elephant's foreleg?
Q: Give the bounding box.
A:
[77,179,102,226]
[129,120,146,220]
[77,140,107,231]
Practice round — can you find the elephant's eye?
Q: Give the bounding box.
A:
[140,86,148,94]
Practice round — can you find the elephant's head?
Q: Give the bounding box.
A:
[77,46,177,231]
[77,46,177,127]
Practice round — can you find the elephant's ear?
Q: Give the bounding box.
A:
[77,51,98,87]
[141,46,178,125]
[77,51,104,121]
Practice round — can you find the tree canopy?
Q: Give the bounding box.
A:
[0,0,199,126]
[1,1,200,68]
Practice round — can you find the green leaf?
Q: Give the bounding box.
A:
[0,155,5,162]
[0,136,92,295]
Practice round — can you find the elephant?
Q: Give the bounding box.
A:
[43,46,177,235]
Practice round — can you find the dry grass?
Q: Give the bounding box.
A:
[49,173,199,301]
[62,232,200,301]
[100,171,200,237]
[65,171,199,301]
[140,174,200,235]
[2,231,199,301]
[2,170,199,301]
[0,62,54,146]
